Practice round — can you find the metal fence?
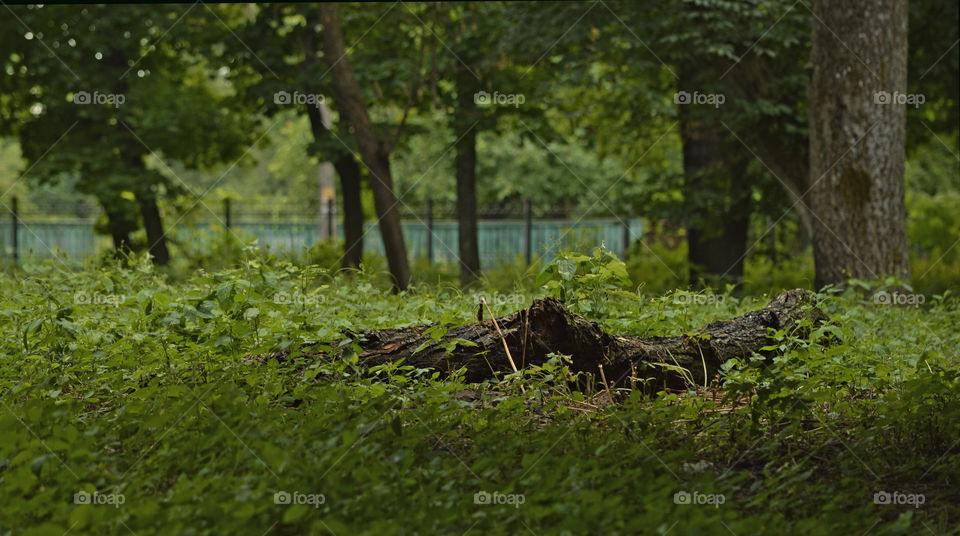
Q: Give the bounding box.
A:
[1,198,643,266]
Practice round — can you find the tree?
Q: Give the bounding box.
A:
[808,0,910,287]
[442,2,595,283]
[318,4,411,290]
[658,0,811,285]
[503,1,811,286]
[383,2,507,285]
[215,4,368,269]
[304,104,365,269]
[0,5,252,264]
[906,0,959,149]
[676,59,752,285]
[452,27,482,285]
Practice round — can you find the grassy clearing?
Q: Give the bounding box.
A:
[1,252,958,535]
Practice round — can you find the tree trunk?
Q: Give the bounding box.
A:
[124,154,169,266]
[686,213,749,286]
[103,205,133,254]
[304,104,365,269]
[721,43,814,243]
[138,194,169,265]
[319,4,411,290]
[454,67,481,285]
[260,289,824,393]
[679,103,751,286]
[335,153,364,269]
[808,0,910,288]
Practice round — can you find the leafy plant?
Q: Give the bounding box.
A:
[535,247,633,317]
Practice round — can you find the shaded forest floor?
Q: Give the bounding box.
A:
[1,253,958,535]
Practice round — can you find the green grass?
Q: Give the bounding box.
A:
[0,251,958,535]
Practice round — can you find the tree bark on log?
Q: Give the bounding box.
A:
[272,289,824,392]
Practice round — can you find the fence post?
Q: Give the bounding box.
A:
[11,196,18,264]
[524,199,532,265]
[622,216,630,259]
[224,198,232,229]
[425,198,434,264]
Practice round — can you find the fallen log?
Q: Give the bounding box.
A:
[269,289,825,392]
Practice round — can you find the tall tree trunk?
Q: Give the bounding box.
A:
[454,68,480,285]
[304,104,365,269]
[679,104,751,286]
[808,0,910,288]
[319,3,411,290]
[138,193,169,265]
[124,154,169,266]
[334,153,364,269]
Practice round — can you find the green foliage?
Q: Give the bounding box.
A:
[0,259,958,534]
[625,233,689,295]
[392,112,629,214]
[536,247,633,317]
[0,2,957,530]
[0,4,257,249]
[903,134,960,293]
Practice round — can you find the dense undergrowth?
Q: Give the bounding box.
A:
[1,249,958,535]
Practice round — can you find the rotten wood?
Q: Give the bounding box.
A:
[267,289,825,392]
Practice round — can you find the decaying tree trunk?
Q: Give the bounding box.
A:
[269,289,825,392]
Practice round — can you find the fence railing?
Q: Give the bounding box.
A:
[2,198,643,266]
